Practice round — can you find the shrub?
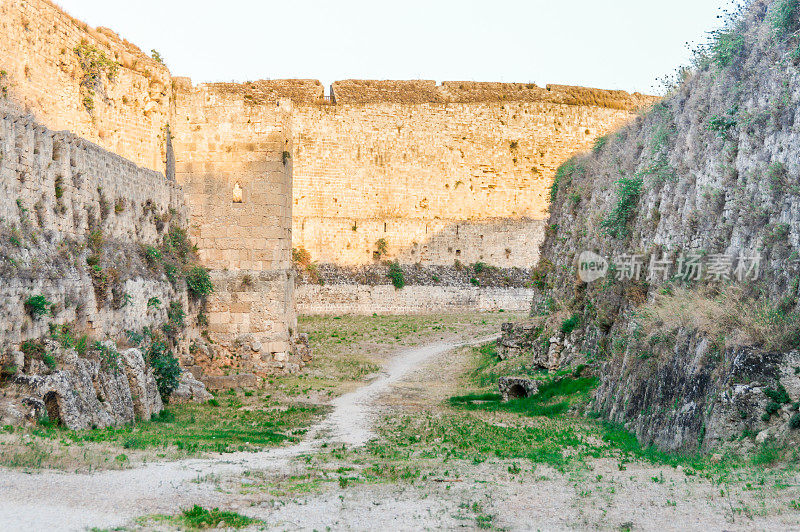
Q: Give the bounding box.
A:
[181,505,258,529]
[768,162,787,191]
[470,277,480,286]
[711,30,745,67]
[87,229,104,255]
[144,245,162,266]
[707,106,738,138]
[20,339,46,360]
[600,176,643,239]
[186,267,214,298]
[92,341,120,371]
[163,226,191,261]
[147,297,161,309]
[550,158,584,202]
[473,261,488,274]
[765,383,791,405]
[561,313,581,335]
[791,413,800,429]
[145,335,181,402]
[387,260,405,289]
[772,0,800,35]
[25,295,53,319]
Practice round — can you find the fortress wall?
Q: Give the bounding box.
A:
[296,284,535,315]
[0,102,187,348]
[0,0,172,173]
[292,97,646,268]
[172,81,301,374]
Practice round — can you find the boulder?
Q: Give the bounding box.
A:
[498,376,539,402]
[170,372,213,404]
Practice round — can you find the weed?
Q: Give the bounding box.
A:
[375,238,389,258]
[593,134,609,153]
[25,295,53,319]
[600,175,643,239]
[561,313,581,335]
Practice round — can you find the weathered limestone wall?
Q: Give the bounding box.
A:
[172,80,302,375]
[296,284,534,315]
[0,102,187,348]
[0,0,172,173]
[292,81,656,267]
[0,0,304,375]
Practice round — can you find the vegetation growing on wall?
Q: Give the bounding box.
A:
[74,41,119,113]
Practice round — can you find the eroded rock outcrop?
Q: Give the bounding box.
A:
[507,0,800,452]
[0,340,162,430]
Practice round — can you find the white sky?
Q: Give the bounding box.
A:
[56,0,733,95]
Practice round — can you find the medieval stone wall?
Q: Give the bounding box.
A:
[0,0,657,334]
[296,284,534,315]
[0,102,187,348]
[0,0,172,173]
[292,84,655,268]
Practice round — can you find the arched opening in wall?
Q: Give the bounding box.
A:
[42,391,62,425]
[233,182,243,203]
[507,384,528,400]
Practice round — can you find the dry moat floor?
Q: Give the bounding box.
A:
[1,312,799,531]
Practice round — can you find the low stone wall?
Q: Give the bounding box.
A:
[296,284,535,315]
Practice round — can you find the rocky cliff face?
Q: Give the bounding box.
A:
[503,0,800,452]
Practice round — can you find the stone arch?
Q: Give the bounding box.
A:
[507,383,528,400]
[42,391,62,425]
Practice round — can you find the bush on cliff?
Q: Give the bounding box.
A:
[186,266,214,299]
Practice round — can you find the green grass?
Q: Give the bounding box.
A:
[144,505,261,530]
[28,398,326,455]
[180,505,259,529]
[449,375,598,419]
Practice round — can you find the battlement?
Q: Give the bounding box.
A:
[325,79,658,109]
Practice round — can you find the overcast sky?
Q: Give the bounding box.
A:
[56,0,732,95]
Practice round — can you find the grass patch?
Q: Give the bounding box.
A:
[449,375,598,419]
[26,398,326,456]
[180,505,259,529]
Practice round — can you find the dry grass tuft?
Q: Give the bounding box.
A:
[637,286,800,352]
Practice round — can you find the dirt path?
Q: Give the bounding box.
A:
[0,335,498,531]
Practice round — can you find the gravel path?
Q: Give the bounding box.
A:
[0,335,497,531]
